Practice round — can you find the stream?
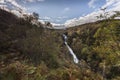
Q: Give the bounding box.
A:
[63,34,79,64]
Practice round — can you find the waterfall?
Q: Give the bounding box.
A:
[63,34,79,64]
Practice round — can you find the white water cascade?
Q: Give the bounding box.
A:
[63,34,79,64]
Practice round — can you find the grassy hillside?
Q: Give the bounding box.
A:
[0,9,120,80]
[66,19,120,79]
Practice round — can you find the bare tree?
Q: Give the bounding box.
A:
[45,21,53,28]
[33,12,39,20]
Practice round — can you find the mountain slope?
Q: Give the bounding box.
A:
[66,19,120,79]
[0,9,120,80]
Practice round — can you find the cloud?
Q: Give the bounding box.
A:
[37,0,45,2]
[65,11,102,27]
[40,16,68,23]
[111,1,120,11]
[63,7,70,13]
[0,0,32,17]
[52,23,66,29]
[100,0,120,12]
[0,0,6,9]
[62,7,70,14]
[0,0,45,11]
[26,0,34,2]
[102,0,119,8]
[64,7,70,12]
[0,0,5,3]
[26,0,45,2]
[88,0,97,8]
[65,11,109,27]
[44,17,51,20]
[7,0,25,9]
[57,16,68,19]
[65,0,120,27]
[52,16,68,23]
[41,16,52,20]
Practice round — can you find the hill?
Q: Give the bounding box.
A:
[0,9,120,80]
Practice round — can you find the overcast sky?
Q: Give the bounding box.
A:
[0,0,120,25]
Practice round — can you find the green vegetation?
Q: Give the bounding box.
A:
[0,9,120,80]
[66,19,120,80]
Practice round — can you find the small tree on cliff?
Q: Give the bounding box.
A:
[33,12,39,20]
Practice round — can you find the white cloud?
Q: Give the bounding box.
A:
[38,0,44,1]
[0,0,25,12]
[6,0,24,9]
[0,0,45,11]
[62,7,70,14]
[38,19,45,24]
[102,0,120,11]
[65,11,102,27]
[111,1,120,11]
[0,0,5,3]
[52,23,66,29]
[0,0,31,17]
[64,7,70,11]
[40,16,68,24]
[56,19,61,22]
[57,16,68,19]
[65,0,120,27]
[102,0,119,8]
[0,0,6,9]
[26,0,33,2]
[88,0,97,8]
[26,0,45,2]
[41,16,51,20]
